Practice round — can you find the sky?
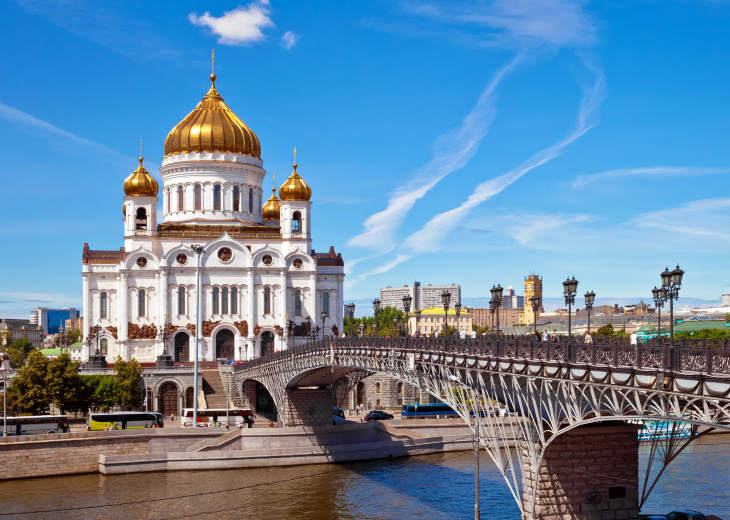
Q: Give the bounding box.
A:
[1,0,730,319]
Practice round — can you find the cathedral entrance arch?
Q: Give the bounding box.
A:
[174,332,189,362]
[159,382,179,416]
[356,382,366,406]
[260,331,275,357]
[216,329,235,360]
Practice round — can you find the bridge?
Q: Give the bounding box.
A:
[231,336,730,520]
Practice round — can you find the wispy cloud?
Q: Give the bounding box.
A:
[634,198,730,240]
[0,101,129,160]
[510,214,594,246]
[281,30,301,50]
[348,53,524,253]
[344,254,414,290]
[573,166,730,188]
[189,1,275,46]
[399,0,596,48]
[402,66,606,253]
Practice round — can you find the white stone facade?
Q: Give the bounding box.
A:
[81,140,344,365]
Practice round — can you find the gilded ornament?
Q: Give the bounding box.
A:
[105,326,118,340]
[123,157,159,197]
[275,325,283,336]
[186,323,196,336]
[253,324,261,336]
[128,322,158,340]
[278,161,312,201]
[202,320,220,337]
[233,321,249,337]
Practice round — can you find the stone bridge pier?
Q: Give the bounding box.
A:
[521,423,640,520]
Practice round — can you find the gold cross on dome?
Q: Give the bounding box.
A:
[212,49,215,75]
[293,146,297,163]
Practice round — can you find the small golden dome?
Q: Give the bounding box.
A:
[279,163,312,201]
[164,75,261,158]
[262,187,281,221]
[123,202,127,216]
[123,157,159,197]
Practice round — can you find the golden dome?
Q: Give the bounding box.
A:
[123,157,159,197]
[164,74,261,158]
[279,162,312,201]
[262,187,281,221]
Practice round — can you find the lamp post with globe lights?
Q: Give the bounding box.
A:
[372,299,381,337]
[562,277,578,339]
[441,291,451,335]
[347,303,356,338]
[490,285,504,338]
[402,295,412,336]
[584,290,595,335]
[661,265,684,347]
[530,296,541,337]
[414,309,421,337]
[320,310,327,341]
[652,286,667,344]
[454,303,462,337]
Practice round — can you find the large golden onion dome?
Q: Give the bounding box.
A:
[262,187,281,221]
[164,74,261,158]
[123,157,159,197]
[279,162,312,201]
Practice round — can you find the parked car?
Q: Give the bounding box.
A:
[364,411,394,421]
[642,516,669,520]
[666,511,707,520]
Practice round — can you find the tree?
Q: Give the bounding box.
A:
[80,375,118,412]
[114,356,142,410]
[12,351,50,414]
[45,354,83,414]
[5,338,35,368]
[343,306,406,337]
[67,329,82,344]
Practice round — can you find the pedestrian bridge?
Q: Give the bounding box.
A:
[231,336,730,520]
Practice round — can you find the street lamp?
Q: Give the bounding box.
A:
[454,303,462,337]
[347,303,356,338]
[661,265,684,346]
[489,299,496,336]
[562,277,578,339]
[357,319,365,337]
[490,285,504,339]
[143,372,154,412]
[584,290,595,335]
[530,296,541,337]
[373,299,381,337]
[190,244,205,430]
[305,315,311,343]
[414,309,421,337]
[393,316,400,336]
[441,291,451,335]
[448,374,480,520]
[652,286,666,343]
[2,367,7,437]
[320,310,327,340]
[402,295,412,336]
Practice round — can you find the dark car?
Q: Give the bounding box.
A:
[642,516,669,520]
[667,512,707,520]
[364,411,394,421]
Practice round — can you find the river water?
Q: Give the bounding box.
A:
[0,435,727,519]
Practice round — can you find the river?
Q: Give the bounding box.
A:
[0,435,727,519]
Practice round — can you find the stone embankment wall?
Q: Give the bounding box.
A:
[521,423,640,520]
[0,430,221,480]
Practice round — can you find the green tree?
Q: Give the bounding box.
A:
[67,329,82,344]
[343,306,407,337]
[45,354,83,414]
[12,351,50,414]
[5,338,35,368]
[114,356,142,410]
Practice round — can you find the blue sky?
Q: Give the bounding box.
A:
[1,0,730,319]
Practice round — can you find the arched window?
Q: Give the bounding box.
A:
[100,338,108,355]
[100,292,107,319]
[231,287,238,314]
[222,287,228,314]
[375,382,381,394]
[322,292,329,316]
[295,289,302,316]
[135,207,147,230]
[214,185,221,210]
[138,289,145,317]
[292,211,301,234]
[177,185,184,211]
[248,188,253,213]
[195,184,202,210]
[178,287,185,315]
[233,186,240,212]
[264,287,271,314]
[212,287,219,314]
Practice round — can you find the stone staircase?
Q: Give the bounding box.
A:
[218,366,246,409]
[201,369,231,409]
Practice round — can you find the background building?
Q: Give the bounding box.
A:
[523,275,543,325]
[408,307,472,335]
[380,282,461,312]
[65,317,83,333]
[30,307,80,335]
[0,319,43,348]
[502,286,524,310]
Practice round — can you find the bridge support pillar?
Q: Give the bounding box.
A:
[521,423,640,520]
[284,387,334,426]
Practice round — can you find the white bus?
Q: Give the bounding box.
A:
[180,408,253,427]
[3,415,70,435]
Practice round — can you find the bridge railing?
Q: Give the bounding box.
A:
[232,336,730,377]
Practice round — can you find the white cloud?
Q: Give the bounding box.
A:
[402,0,595,48]
[634,198,730,240]
[347,53,524,253]
[281,30,301,50]
[573,167,730,188]
[510,214,594,246]
[343,254,414,290]
[189,1,275,46]
[402,65,606,253]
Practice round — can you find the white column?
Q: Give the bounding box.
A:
[118,273,128,359]
[247,270,255,359]
[82,273,91,361]
[158,269,168,357]
[309,273,317,320]
[280,270,287,349]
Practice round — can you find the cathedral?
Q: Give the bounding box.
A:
[81,70,345,364]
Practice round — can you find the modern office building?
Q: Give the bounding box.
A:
[0,319,44,348]
[502,286,524,310]
[380,282,461,312]
[29,307,80,335]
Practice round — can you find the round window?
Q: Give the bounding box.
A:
[176,253,188,265]
[293,258,303,269]
[262,254,273,266]
[218,248,233,262]
[136,257,148,268]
